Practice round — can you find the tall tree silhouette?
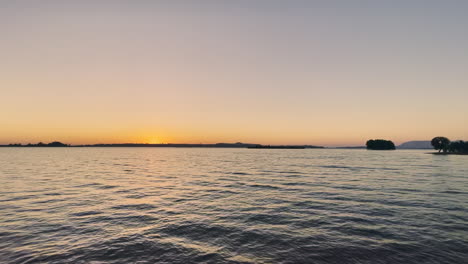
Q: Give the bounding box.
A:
[431,137,450,153]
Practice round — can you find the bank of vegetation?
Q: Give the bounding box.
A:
[366,139,395,150]
[4,141,69,147]
[431,137,468,154]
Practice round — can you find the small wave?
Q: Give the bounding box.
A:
[441,190,467,194]
[42,192,63,196]
[97,185,119,189]
[320,165,400,171]
[31,198,66,204]
[1,194,37,202]
[70,210,102,217]
[125,194,148,199]
[247,184,281,190]
[231,172,248,175]
[111,203,157,211]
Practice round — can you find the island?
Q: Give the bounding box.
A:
[366,139,396,150]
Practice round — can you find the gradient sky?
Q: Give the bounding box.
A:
[1,1,467,146]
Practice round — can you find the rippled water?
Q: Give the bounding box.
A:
[0,148,467,264]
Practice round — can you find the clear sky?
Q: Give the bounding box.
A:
[1,1,467,146]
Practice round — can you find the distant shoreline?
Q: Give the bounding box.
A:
[0,143,324,149]
[428,152,468,155]
[248,145,307,149]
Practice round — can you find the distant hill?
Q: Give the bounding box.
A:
[397,141,432,149]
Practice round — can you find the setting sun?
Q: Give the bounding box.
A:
[147,138,162,144]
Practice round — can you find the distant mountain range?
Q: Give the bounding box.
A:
[397,141,432,149]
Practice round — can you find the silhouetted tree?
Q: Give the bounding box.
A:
[431,137,450,153]
[366,139,395,150]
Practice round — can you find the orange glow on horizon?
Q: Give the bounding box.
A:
[1,2,467,147]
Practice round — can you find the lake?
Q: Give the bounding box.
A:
[0,148,467,263]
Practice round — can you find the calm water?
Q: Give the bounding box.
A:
[0,148,467,264]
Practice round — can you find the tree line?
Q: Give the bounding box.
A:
[431,137,468,154]
[7,141,69,147]
[366,139,396,150]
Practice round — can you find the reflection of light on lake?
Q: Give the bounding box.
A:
[0,148,467,263]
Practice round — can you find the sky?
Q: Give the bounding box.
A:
[1,1,467,146]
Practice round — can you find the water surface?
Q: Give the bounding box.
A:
[0,148,467,263]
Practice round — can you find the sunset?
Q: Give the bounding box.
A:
[2,1,467,146]
[1,2,467,264]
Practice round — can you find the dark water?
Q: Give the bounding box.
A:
[0,148,467,264]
